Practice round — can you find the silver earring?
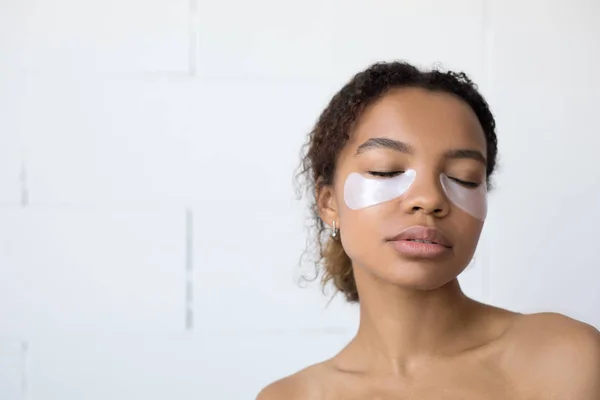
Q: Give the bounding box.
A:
[331,220,339,238]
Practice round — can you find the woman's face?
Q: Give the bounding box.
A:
[320,87,488,290]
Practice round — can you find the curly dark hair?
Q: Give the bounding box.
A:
[296,60,498,303]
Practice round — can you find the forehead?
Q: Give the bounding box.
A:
[349,87,486,152]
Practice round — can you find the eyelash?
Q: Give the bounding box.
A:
[450,178,480,188]
[368,171,481,188]
[368,170,404,178]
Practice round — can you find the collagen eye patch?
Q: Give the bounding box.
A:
[440,174,487,221]
[343,170,416,210]
[343,170,487,221]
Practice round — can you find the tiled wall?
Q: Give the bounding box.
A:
[1,0,599,398]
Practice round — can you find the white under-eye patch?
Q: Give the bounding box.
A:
[343,169,416,210]
[343,170,487,221]
[440,174,487,221]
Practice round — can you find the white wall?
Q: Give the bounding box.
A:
[1,0,599,398]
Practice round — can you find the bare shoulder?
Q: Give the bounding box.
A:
[504,312,600,398]
[509,312,600,351]
[255,362,330,400]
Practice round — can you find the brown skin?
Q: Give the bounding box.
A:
[257,88,600,399]
[326,86,486,294]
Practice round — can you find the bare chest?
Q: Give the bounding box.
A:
[323,363,526,400]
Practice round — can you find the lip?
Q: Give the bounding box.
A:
[388,226,452,247]
[387,226,452,259]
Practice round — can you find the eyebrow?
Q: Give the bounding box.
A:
[444,149,487,165]
[355,137,487,165]
[355,137,414,155]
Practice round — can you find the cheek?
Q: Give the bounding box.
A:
[453,217,484,258]
[336,176,388,233]
[337,206,389,261]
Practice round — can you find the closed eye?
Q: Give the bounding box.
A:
[368,171,404,178]
[450,177,481,188]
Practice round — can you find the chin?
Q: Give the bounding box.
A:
[387,275,454,291]
[371,259,465,291]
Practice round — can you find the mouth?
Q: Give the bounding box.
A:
[388,226,452,248]
[387,226,453,258]
[404,239,440,245]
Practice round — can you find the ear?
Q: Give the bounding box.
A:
[316,182,339,229]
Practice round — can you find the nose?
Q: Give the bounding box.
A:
[401,173,450,218]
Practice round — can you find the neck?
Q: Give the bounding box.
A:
[348,272,481,375]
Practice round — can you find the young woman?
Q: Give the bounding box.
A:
[258,61,600,399]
